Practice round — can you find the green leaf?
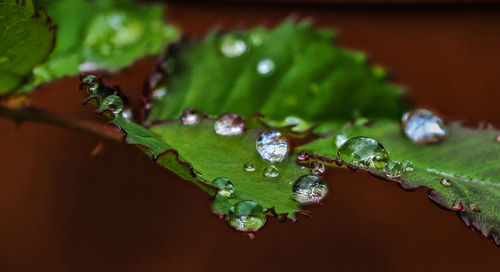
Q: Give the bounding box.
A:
[144,21,407,132]
[18,0,179,92]
[0,0,55,94]
[80,76,311,231]
[298,120,500,245]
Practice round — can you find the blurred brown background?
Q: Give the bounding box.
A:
[1,1,500,271]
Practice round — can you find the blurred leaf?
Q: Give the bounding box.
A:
[0,0,55,94]
[18,0,179,92]
[144,21,407,132]
[298,120,500,245]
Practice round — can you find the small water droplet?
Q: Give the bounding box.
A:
[214,113,245,136]
[337,137,389,169]
[102,95,123,114]
[81,75,99,92]
[401,160,414,172]
[452,200,464,211]
[121,108,133,120]
[440,178,452,187]
[469,203,480,212]
[292,174,328,204]
[495,135,500,142]
[311,161,325,175]
[297,151,309,161]
[228,200,266,232]
[243,162,256,172]
[152,87,167,99]
[193,169,203,179]
[263,165,279,178]
[384,160,402,178]
[256,131,288,163]
[402,109,445,144]
[213,177,235,198]
[180,109,201,125]
[257,58,275,76]
[220,35,247,58]
[334,134,348,148]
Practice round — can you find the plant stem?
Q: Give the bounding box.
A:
[0,104,123,142]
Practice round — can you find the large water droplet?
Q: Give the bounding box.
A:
[228,200,266,232]
[256,131,288,163]
[337,137,389,169]
[401,160,414,172]
[402,109,445,144]
[334,134,348,148]
[440,178,452,187]
[102,95,123,114]
[292,174,328,204]
[384,160,401,178]
[180,109,201,125]
[263,165,279,178]
[220,35,247,58]
[213,177,235,198]
[257,58,275,76]
[214,113,245,136]
[311,161,325,175]
[243,162,256,172]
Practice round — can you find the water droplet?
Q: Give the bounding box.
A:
[440,178,452,187]
[257,58,275,76]
[228,200,266,232]
[152,87,167,99]
[334,134,348,148]
[180,109,201,125]
[292,174,328,204]
[469,203,480,212]
[263,165,279,178]
[102,95,123,114]
[220,35,247,58]
[452,200,464,211]
[121,108,133,120]
[193,169,203,179]
[384,160,402,178]
[249,31,265,46]
[214,113,245,136]
[495,135,500,142]
[402,109,445,144]
[243,162,256,172]
[213,177,235,198]
[311,161,325,175]
[81,75,99,92]
[401,160,414,172]
[297,151,309,161]
[337,137,389,169]
[256,131,288,163]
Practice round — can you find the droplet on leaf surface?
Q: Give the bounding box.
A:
[401,160,414,172]
[228,200,266,232]
[214,113,245,136]
[384,160,402,178]
[256,131,288,163]
[402,109,446,144]
[102,95,123,114]
[263,165,279,178]
[337,136,389,169]
[220,35,247,58]
[292,174,328,204]
[257,58,275,76]
[440,178,452,187]
[213,177,235,198]
[243,162,256,172]
[180,109,201,125]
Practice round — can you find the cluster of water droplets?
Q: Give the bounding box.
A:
[227,200,267,232]
[402,109,446,144]
[214,113,245,136]
[383,159,414,178]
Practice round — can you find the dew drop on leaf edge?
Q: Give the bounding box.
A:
[311,161,325,175]
[337,136,389,169]
[292,174,328,204]
[384,160,402,178]
[228,200,266,232]
[256,131,288,163]
[102,95,123,114]
[212,177,235,198]
[214,113,245,136]
[402,108,446,144]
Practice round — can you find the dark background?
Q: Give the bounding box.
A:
[1,1,500,271]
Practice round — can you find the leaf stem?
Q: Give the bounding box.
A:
[0,103,124,142]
